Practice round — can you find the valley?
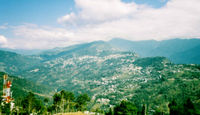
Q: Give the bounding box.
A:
[0,39,200,114]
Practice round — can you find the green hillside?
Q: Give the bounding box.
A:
[0,72,54,99]
[0,41,199,114]
[0,50,41,75]
[109,38,200,64]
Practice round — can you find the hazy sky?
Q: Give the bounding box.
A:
[0,0,200,49]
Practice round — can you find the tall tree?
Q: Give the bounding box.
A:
[183,98,200,115]
[60,90,66,113]
[53,93,61,113]
[1,102,11,115]
[114,100,138,115]
[64,91,75,112]
[14,97,23,115]
[44,98,49,106]
[53,90,76,113]
[21,92,36,114]
[76,93,90,111]
[141,104,146,115]
[168,100,181,115]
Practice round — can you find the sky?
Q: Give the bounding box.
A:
[0,0,200,50]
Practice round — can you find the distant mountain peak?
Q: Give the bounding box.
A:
[109,38,200,64]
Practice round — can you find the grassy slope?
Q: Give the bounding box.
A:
[0,72,54,99]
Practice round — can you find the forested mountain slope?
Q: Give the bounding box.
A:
[0,40,199,113]
[109,38,200,64]
[0,72,54,99]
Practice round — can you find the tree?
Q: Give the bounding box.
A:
[1,102,11,115]
[169,98,200,115]
[114,100,138,115]
[52,90,76,113]
[27,92,35,114]
[21,92,43,114]
[168,100,181,115]
[60,90,66,113]
[64,91,75,112]
[183,98,200,115]
[106,108,114,115]
[44,98,49,106]
[53,93,61,113]
[76,93,90,111]
[47,105,55,114]
[43,97,49,114]
[59,90,76,112]
[141,104,146,115]
[21,92,36,114]
[14,97,23,114]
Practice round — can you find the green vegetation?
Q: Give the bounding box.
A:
[112,100,137,115]
[1,89,199,115]
[0,68,200,114]
[0,72,53,98]
[49,90,90,113]
[167,98,200,115]
[0,90,91,114]
[0,50,41,75]
[0,41,200,114]
[105,99,200,115]
[109,38,200,64]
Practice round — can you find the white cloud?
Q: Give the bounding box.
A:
[0,25,7,30]
[2,0,200,49]
[8,24,78,49]
[0,23,8,30]
[0,35,8,47]
[58,0,200,41]
[58,0,146,26]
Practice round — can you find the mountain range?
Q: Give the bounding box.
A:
[0,38,200,112]
[109,38,200,64]
[1,38,200,64]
